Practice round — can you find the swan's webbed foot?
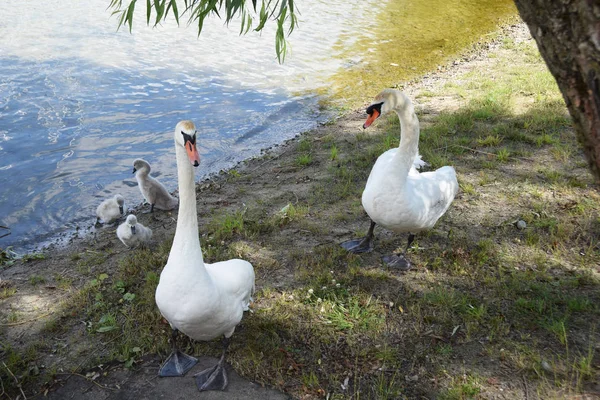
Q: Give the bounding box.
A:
[382,254,412,271]
[342,220,376,254]
[158,350,198,377]
[194,361,228,391]
[341,237,373,254]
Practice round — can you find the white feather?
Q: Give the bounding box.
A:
[155,120,255,343]
[116,215,152,248]
[362,89,458,235]
[96,194,125,224]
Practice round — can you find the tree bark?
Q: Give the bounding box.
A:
[514,0,600,179]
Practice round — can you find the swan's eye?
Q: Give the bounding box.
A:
[181,131,196,145]
[366,102,383,116]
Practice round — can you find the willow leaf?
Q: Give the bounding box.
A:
[126,1,136,33]
[254,1,267,31]
[171,0,179,24]
[146,0,151,23]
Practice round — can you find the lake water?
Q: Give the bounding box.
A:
[0,0,381,252]
[0,0,516,253]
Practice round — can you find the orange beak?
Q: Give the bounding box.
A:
[185,141,201,167]
[363,109,380,129]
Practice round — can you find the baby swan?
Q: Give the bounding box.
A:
[132,159,178,213]
[155,120,255,392]
[342,89,458,270]
[96,194,125,224]
[116,215,152,248]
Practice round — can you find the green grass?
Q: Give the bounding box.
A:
[22,253,46,262]
[297,138,312,153]
[0,286,17,299]
[477,134,503,147]
[2,24,599,400]
[295,153,313,167]
[207,210,246,241]
[330,144,338,161]
[439,374,482,400]
[28,275,46,286]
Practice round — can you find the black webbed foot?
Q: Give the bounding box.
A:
[158,350,198,377]
[382,254,412,271]
[341,237,373,253]
[194,362,228,391]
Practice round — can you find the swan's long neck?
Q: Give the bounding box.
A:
[392,95,420,175]
[167,141,206,270]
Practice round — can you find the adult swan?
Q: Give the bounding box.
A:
[342,89,458,270]
[155,120,255,391]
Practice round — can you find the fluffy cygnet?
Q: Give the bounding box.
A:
[96,194,125,224]
[116,215,152,248]
[132,159,178,212]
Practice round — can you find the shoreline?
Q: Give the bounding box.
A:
[0,21,529,260]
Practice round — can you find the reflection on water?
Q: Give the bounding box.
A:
[0,0,516,252]
[0,0,379,251]
[329,0,517,106]
[0,57,324,251]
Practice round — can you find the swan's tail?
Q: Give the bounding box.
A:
[243,281,256,312]
[413,153,428,170]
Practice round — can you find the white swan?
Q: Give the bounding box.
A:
[95,194,125,224]
[342,89,458,270]
[116,215,152,248]
[155,120,255,391]
[132,159,178,213]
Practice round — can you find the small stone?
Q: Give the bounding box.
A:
[516,220,527,230]
[541,360,552,372]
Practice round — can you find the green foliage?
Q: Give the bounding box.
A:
[28,275,46,286]
[496,147,510,162]
[476,134,502,147]
[295,153,312,167]
[329,144,338,160]
[439,374,482,400]
[22,253,46,262]
[97,313,119,333]
[0,286,17,299]
[108,0,298,63]
[297,138,311,152]
[276,203,309,225]
[208,210,246,241]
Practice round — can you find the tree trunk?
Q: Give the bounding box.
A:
[514,0,600,180]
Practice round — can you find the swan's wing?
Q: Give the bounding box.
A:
[412,167,458,216]
[116,223,132,243]
[206,259,256,303]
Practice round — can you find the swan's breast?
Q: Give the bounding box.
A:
[156,258,254,341]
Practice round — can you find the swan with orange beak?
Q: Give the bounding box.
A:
[156,120,255,392]
[342,89,457,270]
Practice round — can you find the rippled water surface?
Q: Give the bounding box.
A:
[1,0,518,252]
[0,0,379,251]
